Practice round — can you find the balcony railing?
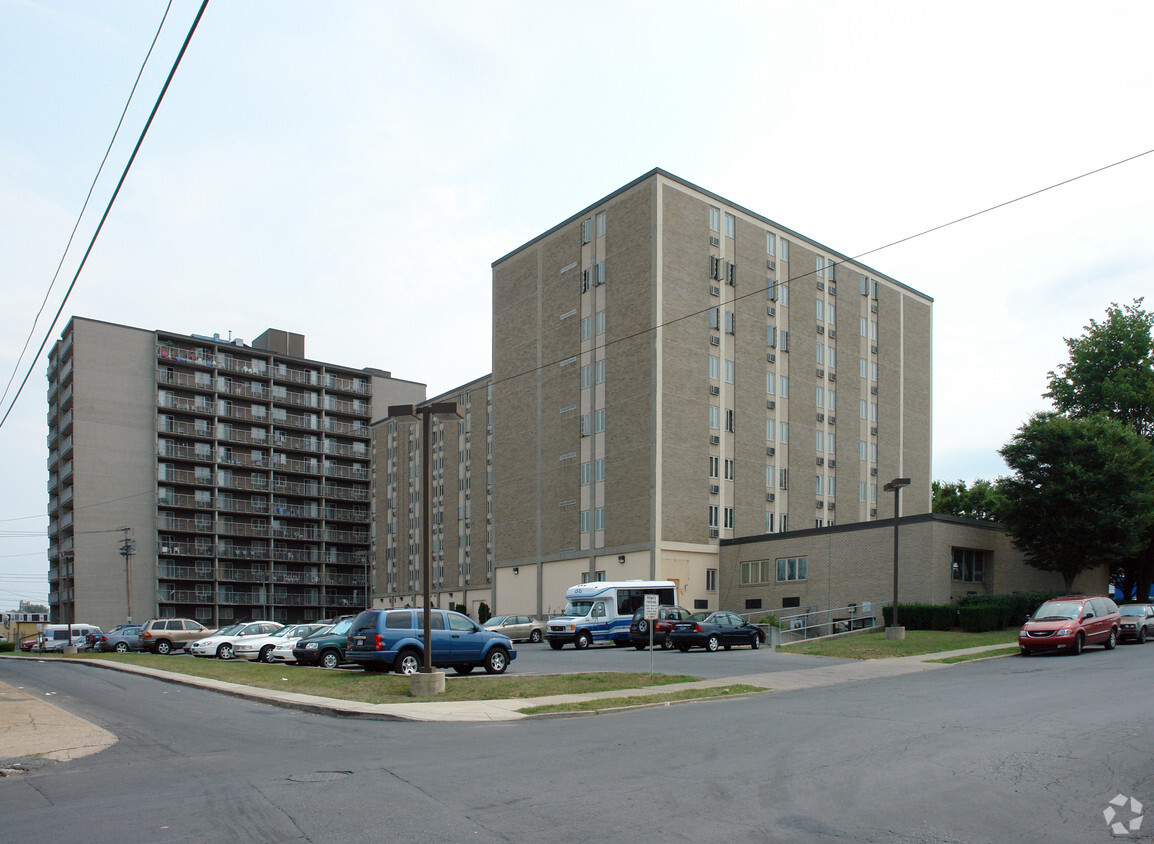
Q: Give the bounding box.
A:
[324,529,370,544]
[274,366,319,386]
[216,497,268,515]
[159,418,215,438]
[157,368,214,391]
[323,484,369,502]
[272,432,321,453]
[158,491,213,509]
[323,463,369,480]
[324,507,370,523]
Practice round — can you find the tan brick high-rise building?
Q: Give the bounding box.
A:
[45,317,424,629]
[490,169,933,616]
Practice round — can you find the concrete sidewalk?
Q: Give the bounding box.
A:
[0,643,1014,768]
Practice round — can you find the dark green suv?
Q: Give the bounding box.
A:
[292,615,355,668]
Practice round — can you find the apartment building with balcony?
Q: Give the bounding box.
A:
[490,168,933,616]
[45,317,424,629]
[371,375,494,617]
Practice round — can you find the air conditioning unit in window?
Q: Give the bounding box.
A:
[766,493,775,502]
[816,457,824,465]
[766,447,775,456]
[709,529,719,538]
[817,281,824,291]
[829,285,836,296]
[790,618,805,630]
[710,485,720,494]
[767,259,776,270]
[871,386,879,395]
[870,508,877,517]
[767,306,776,317]
[871,427,878,436]
[817,369,824,379]
[829,415,836,424]
[710,285,720,297]
[872,303,879,314]
[829,459,836,468]
[817,325,824,335]
[710,385,720,396]
[710,435,720,445]
[817,414,825,423]
[816,500,825,509]
[767,353,776,363]
[767,400,775,410]
[828,503,836,510]
[710,336,721,346]
[870,467,878,476]
[871,345,879,355]
[828,372,836,382]
[829,330,837,339]
[710,236,721,247]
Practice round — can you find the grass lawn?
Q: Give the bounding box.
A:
[38,652,700,705]
[520,684,765,715]
[928,646,1021,664]
[777,628,1019,660]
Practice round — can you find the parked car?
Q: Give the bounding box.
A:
[293,615,357,668]
[669,611,765,652]
[482,615,546,643]
[1117,603,1154,644]
[232,623,327,663]
[37,624,101,653]
[1019,596,1121,655]
[139,618,215,655]
[94,626,143,653]
[628,606,694,650]
[19,635,39,652]
[346,608,516,675]
[189,621,283,659]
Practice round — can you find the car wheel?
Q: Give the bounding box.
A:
[394,650,421,675]
[529,629,542,643]
[485,648,509,674]
[115,642,130,653]
[1105,628,1117,650]
[749,634,760,650]
[156,640,172,655]
[1071,633,1084,655]
[1020,647,1030,656]
[217,643,234,660]
[633,643,646,650]
[454,664,475,675]
[574,631,591,650]
[1139,628,1147,644]
[549,640,564,650]
[677,645,690,653]
[319,650,341,670]
[659,636,674,651]
[637,619,649,634]
[706,635,720,652]
[260,646,276,664]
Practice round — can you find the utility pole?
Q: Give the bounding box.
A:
[118,526,135,623]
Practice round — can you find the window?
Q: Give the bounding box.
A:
[595,360,605,384]
[860,358,868,378]
[871,361,878,382]
[581,462,591,485]
[779,514,789,533]
[777,556,808,582]
[595,508,604,530]
[709,207,720,232]
[709,456,720,478]
[871,442,878,462]
[725,214,735,238]
[870,321,878,341]
[816,255,825,279]
[706,568,717,592]
[767,279,777,301]
[766,466,776,487]
[766,372,776,395]
[870,402,878,421]
[596,212,606,237]
[725,311,735,334]
[780,376,789,399]
[581,317,592,341]
[724,458,734,480]
[816,386,824,409]
[817,342,825,364]
[816,474,824,495]
[767,325,777,348]
[780,284,790,307]
[952,548,986,583]
[709,406,720,429]
[780,467,789,489]
[724,507,734,529]
[581,220,592,244]
[724,360,734,384]
[581,365,591,389]
[709,355,720,380]
[860,275,869,295]
[816,300,824,322]
[827,390,836,411]
[708,505,719,527]
[740,560,772,585]
[816,431,824,453]
[860,440,868,460]
[779,239,789,262]
[709,307,720,330]
[595,458,604,482]
[859,482,868,501]
[580,510,590,532]
[595,260,606,286]
[827,433,835,453]
[710,256,721,280]
[860,316,867,337]
[725,409,735,433]
[828,303,835,324]
[766,419,775,441]
[596,311,606,335]
[780,422,788,443]
[766,232,776,254]
[595,409,605,433]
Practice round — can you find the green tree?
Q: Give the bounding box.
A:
[932,479,1004,521]
[19,601,48,614]
[1046,299,1154,598]
[998,413,1154,592]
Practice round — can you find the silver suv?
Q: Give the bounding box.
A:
[139,618,214,654]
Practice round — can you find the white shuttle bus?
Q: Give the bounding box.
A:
[546,580,677,649]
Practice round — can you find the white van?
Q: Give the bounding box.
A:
[545,581,677,649]
[38,623,101,652]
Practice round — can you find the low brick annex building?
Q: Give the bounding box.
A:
[718,513,1109,627]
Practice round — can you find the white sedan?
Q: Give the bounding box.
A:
[233,622,327,663]
[188,621,283,659]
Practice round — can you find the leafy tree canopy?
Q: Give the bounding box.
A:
[932,479,1003,521]
[998,412,1154,592]
[1046,299,1154,439]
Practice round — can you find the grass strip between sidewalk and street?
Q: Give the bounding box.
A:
[777,628,1019,660]
[519,684,766,715]
[35,652,700,705]
[927,646,1021,664]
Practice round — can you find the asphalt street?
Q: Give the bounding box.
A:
[2,644,1152,843]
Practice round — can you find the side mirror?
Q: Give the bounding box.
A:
[1024,614,1031,624]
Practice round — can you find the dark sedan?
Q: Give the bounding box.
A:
[669,611,766,652]
[1118,604,1154,644]
[94,626,143,653]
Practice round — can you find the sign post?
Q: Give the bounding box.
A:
[644,594,659,673]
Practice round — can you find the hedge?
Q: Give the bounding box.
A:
[881,603,956,630]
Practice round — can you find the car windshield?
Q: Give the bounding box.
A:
[1120,606,1149,617]
[279,624,316,638]
[213,623,244,637]
[688,612,711,622]
[484,616,508,627]
[1032,601,1082,621]
[563,600,595,617]
[329,618,354,636]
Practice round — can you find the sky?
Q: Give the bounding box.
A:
[2,0,1152,608]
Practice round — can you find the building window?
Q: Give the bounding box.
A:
[581,365,591,389]
[725,409,735,433]
[581,220,592,244]
[779,239,789,262]
[740,560,772,585]
[596,311,606,335]
[859,316,867,337]
[595,458,604,482]
[724,507,734,529]
[709,207,720,232]
[779,284,789,307]
[724,458,735,480]
[860,357,868,378]
[725,213,735,238]
[779,467,789,489]
[766,232,776,254]
[779,422,788,443]
[709,406,720,429]
[816,300,824,322]
[596,212,606,237]
[871,361,878,382]
[767,372,776,395]
[710,355,720,380]
[780,376,789,399]
[580,510,590,532]
[595,360,606,383]
[827,390,836,411]
[952,548,986,583]
[595,409,605,433]
[777,556,808,582]
[709,456,719,478]
[767,325,777,348]
[581,462,591,485]
[706,568,718,592]
[816,475,824,495]
[816,256,825,279]
[581,317,592,341]
[709,307,720,330]
[779,513,789,533]
[768,279,777,301]
[816,431,824,453]
[766,419,776,442]
[859,399,868,420]
[724,360,734,384]
[708,505,719,528]
[816,386,824,409]
[595,508,604,531]
[766,466,776,488]
[859,482,867,501]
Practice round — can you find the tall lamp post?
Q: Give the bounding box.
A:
[389,402,463,696]
[883,478,911,641]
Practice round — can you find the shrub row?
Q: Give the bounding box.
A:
[881,603,956,630]
[881,591,1067,632]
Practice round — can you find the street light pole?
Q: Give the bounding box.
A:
[883,478,910,639]
[388,402,463,693]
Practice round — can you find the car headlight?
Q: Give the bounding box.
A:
[304,642,318,649]
[1056,628,1073,637]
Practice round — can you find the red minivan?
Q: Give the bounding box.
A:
[1019,596,1121,655]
